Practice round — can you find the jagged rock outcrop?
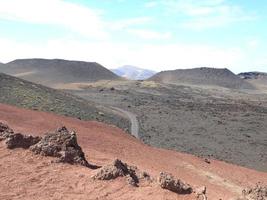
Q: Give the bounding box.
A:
[1,124,96,168]
[6,133,41,149]
[237,183,267,200]
[0,122,40,148]
[93,159,151,187]
[30,126,92,168]
[158,172,192,194]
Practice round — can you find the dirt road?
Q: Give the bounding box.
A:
[110,106,139,139]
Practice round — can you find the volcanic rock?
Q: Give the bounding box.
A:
[93,159,147,187]
[30,126,91,167]
[238,183,267,200]
[158,172,192,194]
[5,133,41,149]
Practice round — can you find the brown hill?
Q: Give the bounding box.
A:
[0,59,119,87]
[0,103,266,200]
[149,67,254,89]
[238,72,267,80]
[238,72,267,92]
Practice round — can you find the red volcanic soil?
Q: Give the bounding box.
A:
[0,103,266,200]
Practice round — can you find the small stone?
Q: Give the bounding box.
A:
[196,186,207,200]
[98,112,105,116]
[204,158,211,164]
[197,194,207,200]
[195,186,206,195]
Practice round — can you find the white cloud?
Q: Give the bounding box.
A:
[0,0,154,38]
[147,0,255,30]
[0,0,263,73]
[144,1,159,8]
[181,14,253,30]
[0,0,108,39]
[127,29,172,40]
[247,39,260,48]
[109,17,153,30]
[0,37,246,73]
[182,4,255,30]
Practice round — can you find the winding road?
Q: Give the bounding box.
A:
[110,106,139,139]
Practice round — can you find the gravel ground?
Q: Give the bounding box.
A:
[68,81,267,172]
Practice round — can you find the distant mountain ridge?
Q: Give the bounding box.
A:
[149,67,254,89]
[238,72,267,79]
[0,58,119,87]
[112,65,156,80]
[238,72,267,92]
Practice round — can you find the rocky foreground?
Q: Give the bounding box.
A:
[0,123,198,196]
[0,103,266,200]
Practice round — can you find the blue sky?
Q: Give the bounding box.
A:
[0,0,266,73]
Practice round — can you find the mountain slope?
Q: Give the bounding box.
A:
[238,72,267,92]
[0,59,119,87]
[238,71,267,80]
[149,67,254,89]
[0,103,266,200]
[112,65,156,80]
[0,73,129,130]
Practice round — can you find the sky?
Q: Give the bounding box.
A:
[0,0,266,73]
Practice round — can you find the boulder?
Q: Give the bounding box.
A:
[158,172,192,194]
[30,126,92,168]
[93,159,147,187]
[5,133,41,149]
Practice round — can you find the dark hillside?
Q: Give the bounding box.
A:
[238,72,267,80]
[149,67,254,89]
[0,59,119,86]
[0,73,129,130]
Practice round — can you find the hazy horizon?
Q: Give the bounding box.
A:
[0,0,266,73]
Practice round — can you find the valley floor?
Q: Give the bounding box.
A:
[64,80,267,172]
